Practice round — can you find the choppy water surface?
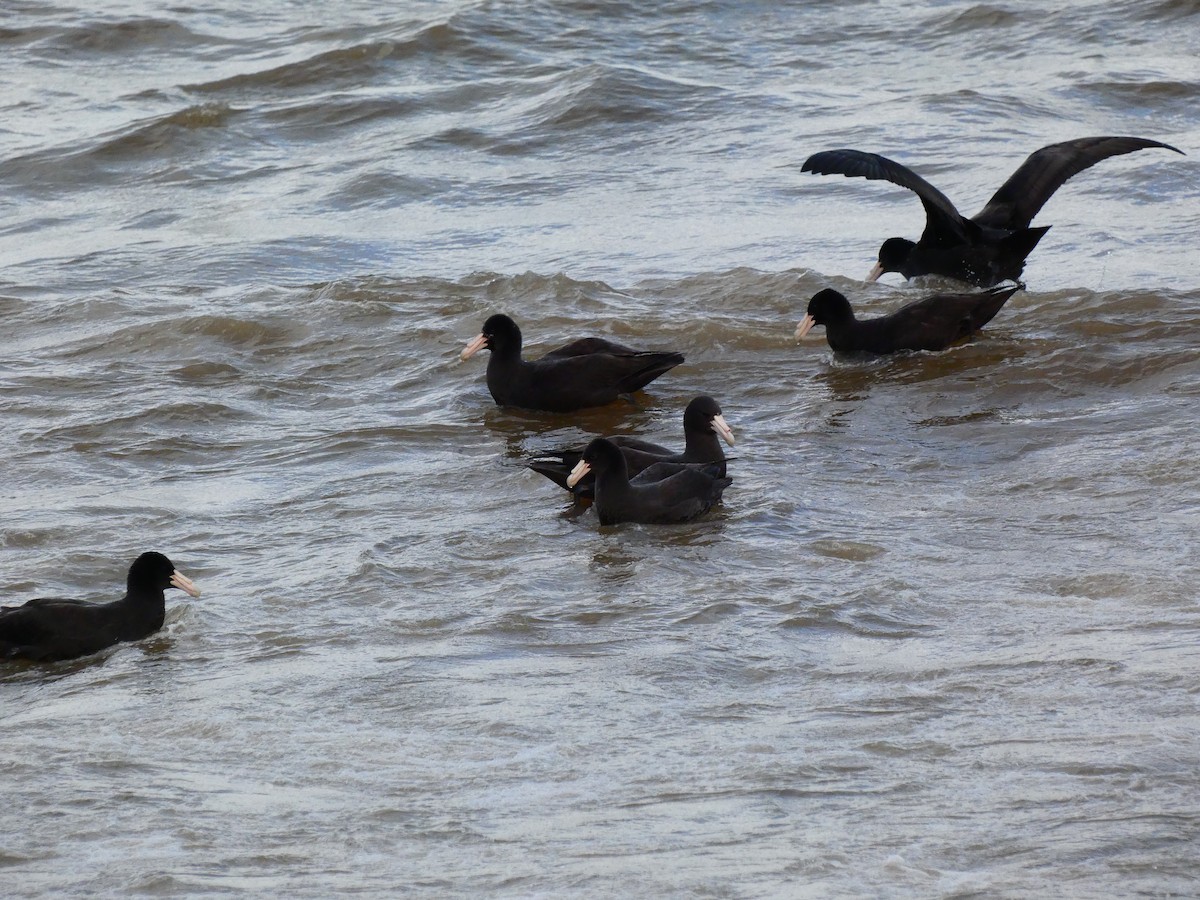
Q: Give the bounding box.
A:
[2,1,1199,896]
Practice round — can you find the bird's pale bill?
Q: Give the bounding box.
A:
[566,460,592,488]
[795,314,817,341]
[171,570,202,598]
[460,334,488,361]
[712,414,735,446]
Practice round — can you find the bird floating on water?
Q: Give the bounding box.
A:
[528,395,734,499]
[461,314,684,412]
[566,437,732,525]
[0,551,201,663]
[796,285,1022,354]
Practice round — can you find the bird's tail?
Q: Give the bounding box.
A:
[1002,226,1050,261]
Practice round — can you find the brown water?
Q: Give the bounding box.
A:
[2,1,1199,896]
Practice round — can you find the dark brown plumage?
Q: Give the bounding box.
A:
[460,314,684,412]
[802,136,1183,286]
[795,285,1021,354]
[528,395,734,498]
[566,438,731,526]
[1,552,201,663]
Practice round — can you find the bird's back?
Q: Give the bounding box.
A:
[0,595,159,662]
[621,462,731,524]
[494,346,683,411]
[830,286,1020,353]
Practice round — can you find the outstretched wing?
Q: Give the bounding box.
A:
[803,148,971,246]
[973,136,1184,231]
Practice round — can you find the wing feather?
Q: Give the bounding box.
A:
[973,136,1184,230]
[803,148,971,245]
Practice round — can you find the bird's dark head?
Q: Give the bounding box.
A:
[460,314,522,360]
[567,438,626,487]
[128,551,201,598]
[683,396,735,447]
[796,289,854,339]
[869,237,915,281]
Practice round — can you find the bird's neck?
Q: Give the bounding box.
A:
[684,430,723,461]
[122,587,167,610]
[115,589,168,634]
[486,345,523,377]
[594,465,632,500]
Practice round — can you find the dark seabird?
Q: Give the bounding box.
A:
[460,314,685,412]
[0,551,201,662]
[795,285,1021,354]
[802,136,1183,286]
[528,395,735,498]
[565,437,731,525]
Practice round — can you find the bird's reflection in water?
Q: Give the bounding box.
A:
[558,497,592,520]
[588,543,640,585]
